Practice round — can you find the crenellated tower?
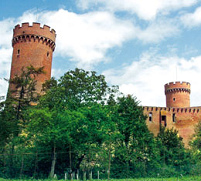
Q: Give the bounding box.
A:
[165,81,191,108]
[9,22,56,94]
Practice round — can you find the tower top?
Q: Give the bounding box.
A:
[164,81,191,108]
[165,81,191,94]
[13,22,56,42]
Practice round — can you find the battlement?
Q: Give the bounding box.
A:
[12,22,56,51]
[165,81,190,89]
[165,81,191,94]
[13,22,56,42]
[143,106,201,113]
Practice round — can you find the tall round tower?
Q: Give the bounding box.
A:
[9,22,56,94]
[165,81,191,108]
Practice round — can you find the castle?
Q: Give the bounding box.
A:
[143,81,201,146]
[9,22,200,146]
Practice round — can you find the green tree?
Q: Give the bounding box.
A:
[0,65,44,178]
[189,121,201,175]
[110,95,156,178]
[24,68,110,178]
[156,127,190,176]
[191,121,201,151]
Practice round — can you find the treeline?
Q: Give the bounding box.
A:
[0,67,201,179]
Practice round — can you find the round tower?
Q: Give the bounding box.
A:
[9,22,56,94]
[165,81,191,108]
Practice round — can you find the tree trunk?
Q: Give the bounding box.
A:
[20,153,24,179]
[107,140,111,180]
[50,144,56,178]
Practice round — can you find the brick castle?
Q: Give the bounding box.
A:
[143,81,201,146]
[9,22,200,146]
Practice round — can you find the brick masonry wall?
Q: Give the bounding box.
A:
[165,82,190,108]
[9,22,56,94]
[143,107,201,146]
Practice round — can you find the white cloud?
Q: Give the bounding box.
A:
[38,9,135,68]
[181,6,201,27]
[0,19,14,48]
[103,52,201,107]
[0,48,12,77]
[137,19,180,43]
[77,0,198,20]
[0,6,195,99]
[0,79,8,98]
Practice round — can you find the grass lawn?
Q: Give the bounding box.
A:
[0,177,201,181]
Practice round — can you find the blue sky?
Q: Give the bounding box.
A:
[1,0,201,107]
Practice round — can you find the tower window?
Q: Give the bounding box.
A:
[173,98,176,102]
[17,49,20,55]
[173,113,176,122]
[161,115,167,127]
[47,52,49,57]
[149,112,152,122]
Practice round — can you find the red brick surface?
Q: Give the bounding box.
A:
[144,82,199,147]
[165,82,190,108]
[9,22,56,93]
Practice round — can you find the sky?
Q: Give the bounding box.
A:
[1,0,201,107]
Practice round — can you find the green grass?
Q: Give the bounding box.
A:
[0,177,201,181]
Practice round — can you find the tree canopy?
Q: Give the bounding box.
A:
[0,67,199,179]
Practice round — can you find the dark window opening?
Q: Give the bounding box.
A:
[47,52,49,57]
[149,112,152,122]
[161,115,167,127]
[173,97,176,102]
[173,113,176,122]
[17,49,20,55]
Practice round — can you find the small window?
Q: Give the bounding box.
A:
[17,49,20,55]
[173,98,176,102]
[149,112,152,122]
[173,113,176,122]
[47,52,49,57]
[161,115,167,127]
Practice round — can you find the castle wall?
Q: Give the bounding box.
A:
[143,106,201,146]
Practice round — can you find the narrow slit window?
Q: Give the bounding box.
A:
[173,113,176,122]
[149,112,152,122]
[17,49,20,55]
[47,52,49,57]
[161,115,167,127]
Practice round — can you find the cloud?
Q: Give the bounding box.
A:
[137,18,180,43]
[0,79,8,98]
[38,9,136,68]
[0,19,15,48]
[77,0,198,20]
[11,9,136,68]
[0,48,12,78]
[181,6,201,27]
[103,51,201,107]
[0,19,14,97]
[0,8,136,95]
[0,6,196,98]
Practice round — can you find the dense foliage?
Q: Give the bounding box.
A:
[0,67,200,179]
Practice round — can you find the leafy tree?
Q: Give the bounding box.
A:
[191,121,201,151]
[189,121,201,175]
[156,127,190,176]
[0,65,44,178]
[24,69,110,178]
[110,95,156,178]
